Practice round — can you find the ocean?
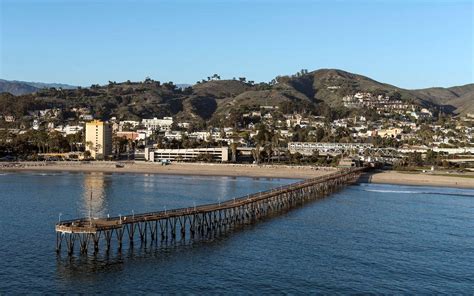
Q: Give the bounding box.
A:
[0,172,473,293]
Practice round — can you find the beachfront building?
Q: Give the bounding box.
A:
[85,120,112,159]
[144,147,229,162]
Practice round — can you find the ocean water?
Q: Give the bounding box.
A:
[0,172,473,294]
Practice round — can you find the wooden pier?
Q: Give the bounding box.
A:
[55,168,364,255]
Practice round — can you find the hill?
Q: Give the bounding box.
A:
[0,70,472,127]
[0,79,39,95]
[0,79,77,95]
[413,84,474,114]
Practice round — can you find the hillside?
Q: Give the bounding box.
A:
[0,79,77,95]
[0,80,39,96]
[413,84,474,114]
[0,70,472,127]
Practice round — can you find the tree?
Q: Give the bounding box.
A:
[251,144,261,164]
[425,149,438,165]
[315,127,325,142]
[406,152,423,167]
[230,142,239,162]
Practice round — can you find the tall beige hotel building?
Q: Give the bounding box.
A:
[85,120,112,159]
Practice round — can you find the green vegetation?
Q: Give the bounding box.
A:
[2,69,472,132]
[0,129,83,159]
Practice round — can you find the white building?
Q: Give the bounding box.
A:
[288,142,374,155]
[32,120,40,130]
[145,147,229,162]
[178,122,190,129]
[189,131,211,141]
[64,125,83,135]
[119,120,141,130]
[142,117,173,131]
[4,116,15,122]
[164,131,183,141]
[80,114,94,121]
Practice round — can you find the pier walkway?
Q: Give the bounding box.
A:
[55,168,365,255]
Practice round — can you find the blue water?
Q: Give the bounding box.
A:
[0,172,473,293]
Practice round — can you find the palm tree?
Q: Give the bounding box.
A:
[230,142,239,162]
[251,143,261,164]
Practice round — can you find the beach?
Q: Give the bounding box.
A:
[2,162,474,188]
[0,161,336,179]
[362,170,474,189]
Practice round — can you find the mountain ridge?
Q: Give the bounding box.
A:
[0,79,77,95]
[0,69,472,124]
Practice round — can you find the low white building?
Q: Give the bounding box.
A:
[189,131,211,141]
[119,120,141,130]
[145,147,229,162]
[32,120,40,130]
[80,114,94,121]
[136,129,153,140]
[288,142,374,155]
[178,122,190,129]
[4,116,15,122]
[164,131,183,141]
[64,125,83,135]
[142,117,173,131]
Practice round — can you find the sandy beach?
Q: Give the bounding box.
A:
[0,161,336,179]
[2,162,474,188]
[361,170,474,189]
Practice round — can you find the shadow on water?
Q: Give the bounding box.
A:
[55,226,246,276]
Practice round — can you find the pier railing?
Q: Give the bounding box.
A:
[55,167,365,255]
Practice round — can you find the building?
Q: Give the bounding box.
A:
[288,142,374,155]
[376,128,403,138]
[64,125,83,135]
[338,157,363,168]
[142,117,173,131]
[85,120,112,159]
[4,116,15,122]
[118,120,141,131]
[145,147,229,162]
[116,131,140,141]
[80,114,94,121]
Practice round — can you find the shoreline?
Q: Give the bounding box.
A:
[360,171,474,189]
[1,162,473,189]
[0,162,337,179]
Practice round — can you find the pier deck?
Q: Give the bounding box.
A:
[55,168,365,255]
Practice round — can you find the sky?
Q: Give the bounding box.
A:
[0,0,473,89]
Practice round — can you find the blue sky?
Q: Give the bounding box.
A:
[0,0,472,88]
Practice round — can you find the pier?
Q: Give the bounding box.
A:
[55,168,365,255]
